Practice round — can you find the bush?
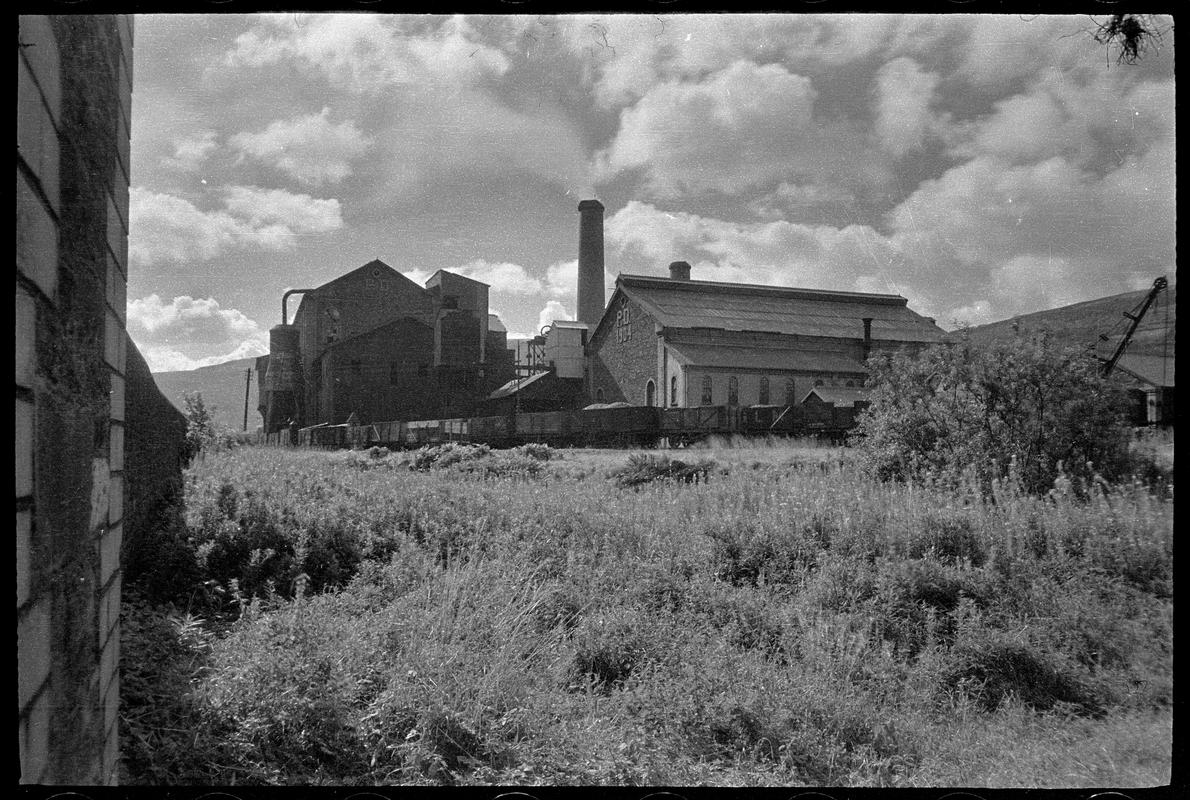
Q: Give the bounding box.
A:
[940,637,1103,716]
[613,453,715,488]
[855,333,1133,495]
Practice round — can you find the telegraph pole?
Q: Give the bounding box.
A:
[243,368,252,431]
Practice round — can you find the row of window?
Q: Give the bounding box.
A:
[639,374,856,407]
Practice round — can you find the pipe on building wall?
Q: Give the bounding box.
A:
[862,317,873,361]
[282,289,315,325]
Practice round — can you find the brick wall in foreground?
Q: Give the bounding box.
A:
[17,14,133,785]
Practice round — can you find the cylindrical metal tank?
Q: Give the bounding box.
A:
[263,325,301,393]
[262,324,302,432]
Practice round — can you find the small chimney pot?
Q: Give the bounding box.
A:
[668,261,692,281]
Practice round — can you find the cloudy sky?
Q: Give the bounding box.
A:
[127,13,1175,372]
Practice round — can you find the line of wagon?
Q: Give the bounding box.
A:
[268,401,867,449]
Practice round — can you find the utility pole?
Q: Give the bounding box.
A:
[243,367,252,431]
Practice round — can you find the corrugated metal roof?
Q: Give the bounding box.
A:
[617,274,945,342]
[802,386,871,406]
[1115,353,1175,387]
[667,343,866,373]
[486,370,551,399]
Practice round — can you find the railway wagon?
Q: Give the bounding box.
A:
[301,423,349,448]
[468,414,514,447]
[514,410,574,444]
[402,419,443,447]
[579,404,660,446]
[370,420,405,447]
[660,405,741,444]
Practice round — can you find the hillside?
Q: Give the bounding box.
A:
[152,356,261,432]
[961,282,1176,360]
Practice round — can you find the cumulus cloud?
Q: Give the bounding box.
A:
[537,299,572,333]
[127,294,269,372]
[229,108,372,185]
[221,186,342,233]
[951,69,1175,175]
[225,14,509,94]
[606,201,899,292]
[557,15,922,109]
[451,260,544,295]
[873,57,941,157]
[600,61,818,197]
[130,186,343,266]
[161,130,219,173]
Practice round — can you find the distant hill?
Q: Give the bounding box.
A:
[152,356,262,432]
[961,283,1176,360]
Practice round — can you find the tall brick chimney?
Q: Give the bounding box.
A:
[668,261,692,281]
[577,199,605,326]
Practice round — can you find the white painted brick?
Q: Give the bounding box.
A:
[17,598,51,709]
[103,714,120,786]
[19,690,50,784]
[16,399,35,499]
[16,169,59,299]
[90,457,111,531]
[104,310,123,371]
[107,254,127,325]
[107,194,128,275]
[18,16,61,128]
[108,473,124,527]
[98,569,121,640]
[17,57,60,214]
[109,423,125,472]
[115,110,131,192]
[99,629,119,691]
[110,374,125,422]
[118,15,134,76]
[102,669,120,738]
[16,510,32,608]
[16,288,37,389]
[100,512,122,581]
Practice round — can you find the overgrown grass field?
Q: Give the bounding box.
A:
[121,439,1173,787]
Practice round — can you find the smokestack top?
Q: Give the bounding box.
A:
[668,261,692,281]
[577,199,606,326]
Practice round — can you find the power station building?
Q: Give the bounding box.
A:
[585,263,946,408]
[258,198,946,433]
[257,261,514,433]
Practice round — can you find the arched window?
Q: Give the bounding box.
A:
[814,378,824,387]
[758,376,770,405]
[785,377,797,407]
[596,387,604,402]
[727,376,739,405]
[670,375,678,406]
[701,375,713,405]
[845,380,855,388]
[646,380,656,407]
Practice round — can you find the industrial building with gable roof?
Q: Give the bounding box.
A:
[257,198,949,432]
[584,264,946,409]
[257,260,514,433]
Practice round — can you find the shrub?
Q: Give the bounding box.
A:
[855,332,1133,495]
[940,637,1103,716]
[871,558,993,658]
[512,442,553,461]
[570,611,659,691]
[612,453,715,488]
